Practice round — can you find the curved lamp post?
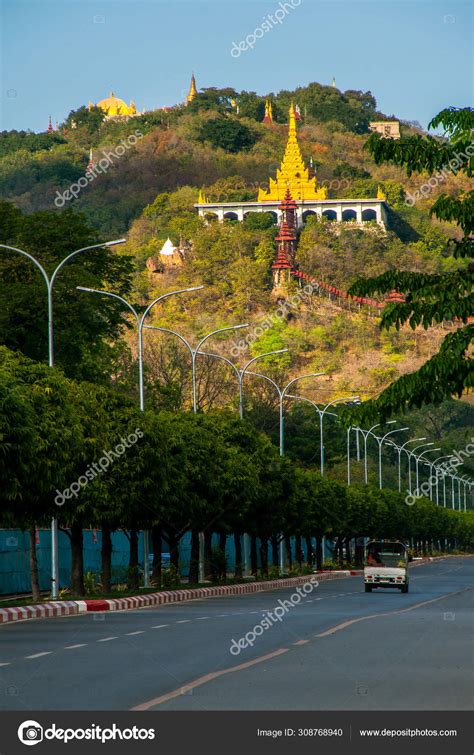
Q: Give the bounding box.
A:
[78,285,204,587]
[414,447,441,493]
[386,437,427,491]
[245,372,326,456]
[358,421,396,485]
[78,285,203,411]
[406,442,435,494]
[1,239,126,598]
[143,323,250,413]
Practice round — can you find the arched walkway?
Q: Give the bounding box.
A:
[342,209,357,222]
[362,209,377,221]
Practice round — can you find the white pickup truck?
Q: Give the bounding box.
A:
[364,540,409,593]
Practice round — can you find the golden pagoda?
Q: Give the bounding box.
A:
[258,103,327,202]
[93,92,139,119]
[186,73,198,105]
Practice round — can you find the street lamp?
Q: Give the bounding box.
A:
[78,285,203,587]
[77,285,203,411]
[386,437,427,491]
[414,447,441,493]
[193,349,289,419]
[1,239,126,598]
[245,372,326,456]
[428,455,454,505]
[406,442,435,493]
[375,426,409,489]
[358,421,396,485]
[143,323,249,413]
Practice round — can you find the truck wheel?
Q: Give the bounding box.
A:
[365,584,372,592]
[401,584,409,593]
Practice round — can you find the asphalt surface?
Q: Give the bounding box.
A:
[0,558,472,711]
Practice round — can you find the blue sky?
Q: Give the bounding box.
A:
[1,0,472,133]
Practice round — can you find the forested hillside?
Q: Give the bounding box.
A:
[1,80,472,479]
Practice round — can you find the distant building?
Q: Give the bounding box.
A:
[369,121,401,140]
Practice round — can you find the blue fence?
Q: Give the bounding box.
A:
[0,529,333,596]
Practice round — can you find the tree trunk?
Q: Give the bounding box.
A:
[305,536,313,567]
[70,521,84,596]
[151,524,162,586]
[166,529,179,571]
[189,529,199,584]
[250,535,258,575]
[259,537,268,578]
[234,532,243,580]
[285,536,293,569]
[295,535,303,567]
[127,528,139,590]
[271,535,279,567]
[29,525,41,602]
[204,530,213,580]
[101,524,112,593]
[315,536,323,571]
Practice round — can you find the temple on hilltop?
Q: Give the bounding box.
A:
[195,102,388,227]
[88,92,142,120]
[258,102,326,201]
[186,73,198,105]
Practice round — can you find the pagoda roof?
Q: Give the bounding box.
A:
[272,248,292,270]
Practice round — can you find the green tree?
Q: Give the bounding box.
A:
[0,203,134,383]
[196,117,258,153]
[346,107,473,422]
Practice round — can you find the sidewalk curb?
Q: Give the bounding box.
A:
[0,571,356,624]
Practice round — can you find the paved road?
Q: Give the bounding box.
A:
[0,558,472,711]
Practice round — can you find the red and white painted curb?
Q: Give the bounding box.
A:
[0,571,356,625]
[0,601,80,624]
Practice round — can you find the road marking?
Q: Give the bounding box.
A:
[25,651,52,659]
[131,647,289,711]
[97,637,117,642]
[64,644,87,650]
[196,617,210,620]
[152,625,168,629]
[126,631,145,636]
[176,620,191,624]
[0,662,11,667]
[217,614,229,617]
[292,640,309,646]
[315,587,473,639]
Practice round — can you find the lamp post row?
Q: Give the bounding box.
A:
[1,243,472,593]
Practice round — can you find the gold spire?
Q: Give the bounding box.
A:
[186,73,197,105]
[198,188,208,204]
[258,102,328,202]
[377,185,386,200]
[263,98,273,123]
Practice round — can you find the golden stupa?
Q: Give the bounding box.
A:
[91,92,137,118]
[186,73,198,105]
[258,102,327,202]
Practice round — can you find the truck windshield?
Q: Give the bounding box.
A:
[366,544,406,567]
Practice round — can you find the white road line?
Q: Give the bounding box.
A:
[176,620,191,624]
[196,617,210,620]
[97,637,117,642]
[0,662,11,667]
[64,644,87,650]
[217,614,229,617]
[152,625,168,629]
[248,611,260,614]
[26,651,52,659]
[126,631,145,636]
